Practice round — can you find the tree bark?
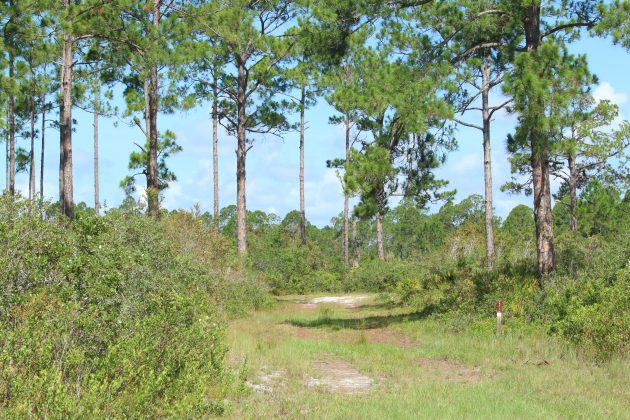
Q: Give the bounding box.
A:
[93,76,100,216]
[343,115,350,266]
[59,19,74,219]
[568,153,578,232]
[212,74,220,231]
[352,217,360,267]
[236,56,248,256]
[8,53,15,196]
[481,52,495,270]
[525,4,555,277]
[40,91,46,199]
[146,1,160,217]
[29,92,36,200]
[375,210,385,260]
[5,116,8,191]
[531,142,555,277]
[299,86,306,246]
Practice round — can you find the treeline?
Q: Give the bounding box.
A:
[1,0,629,282]
[168,179,624,292]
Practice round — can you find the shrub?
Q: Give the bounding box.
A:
[250,240,345,294]
[346,259,418,292]
[548,267,630,360]
[0,196,248,416]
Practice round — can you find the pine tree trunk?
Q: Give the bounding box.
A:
[568,153,578,232]
[212,75,219,231]
[352,217,360,267]
[481,52,495,270]
[59,21,74,219]
[8,53,15,196]
[93,80,100,216]
[531,143,555,277]
[5,118,8,191]
[299,86,306,246]
[525,4,554,278]
[343,116,350,266]
[236,57,248,256]
[40,92,46,199]
[146,1,160,217]
[29,93,36,200]
[375,210,385,260]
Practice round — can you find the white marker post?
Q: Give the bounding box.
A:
[496,300,503,336]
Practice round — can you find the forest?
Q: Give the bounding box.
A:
[1,0,630,417]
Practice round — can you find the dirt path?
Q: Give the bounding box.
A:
[227,294,630,419]
[230,294,438,401]
[237,295,386,396]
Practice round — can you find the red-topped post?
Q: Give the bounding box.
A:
[496,300,503,336]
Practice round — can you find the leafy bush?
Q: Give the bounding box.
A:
[249,238,345,294]
[346,259,418,292]
[541,267,630,360]
[0,196,255,416]
[386,197,630,360]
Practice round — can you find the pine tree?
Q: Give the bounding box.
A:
[120,130,182,198]
[193,0,297,255]
[498,0,602,278]
[341,44,455,259]
[113,0,194,217]
[504,92,629,232]
[595,0,630,50]
[323,29,368,266]
[47,0,115,218]
[75,42,117,216]
[284,55,319,246]
[503,39,594,278]
[444,0,520,270]
[186,29,229,231]
[1,0,22,196]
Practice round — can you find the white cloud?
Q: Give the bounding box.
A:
[593,82,628,106]
[162,182,189,210]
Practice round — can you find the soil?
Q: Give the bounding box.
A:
[304,357,373,394]
[246,367,287,394]
[308,296,370,308]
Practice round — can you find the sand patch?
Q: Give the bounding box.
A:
[309,296,370,307]
[246,367,287,394]
[305,357,373,394]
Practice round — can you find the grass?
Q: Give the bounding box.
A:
[225,294,630,419]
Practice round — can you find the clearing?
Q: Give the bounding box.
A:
[227,294,630,419]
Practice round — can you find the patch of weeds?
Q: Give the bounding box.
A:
[318,307,334,322]
[238,357,249,393]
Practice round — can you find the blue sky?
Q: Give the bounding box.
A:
[6,35,630,227]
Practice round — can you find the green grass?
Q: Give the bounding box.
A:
[225,295,630,419]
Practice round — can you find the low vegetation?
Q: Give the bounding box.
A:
[211,182,630,361]
[0,196,268,417]
[1,177,629,416]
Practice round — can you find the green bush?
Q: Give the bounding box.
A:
[346,259,419,292]
[0,196,253,416]
[250,240,345,294]
[545,267,630,360]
